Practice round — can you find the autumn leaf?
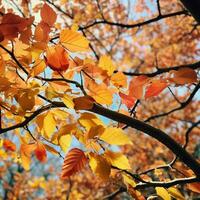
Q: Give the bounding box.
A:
[98,55,116,76]
[111,71,127,88]
[86,80,113,105]
[129,75,149,99]
[61,148,88,179]
[0,13,34,40]
[104,150,131,170]
[73,96,95,110]
[3,139,16,152]
[20,143,37,170]
[43,112,56,138]
[34,142,47,163]
[119,92,136,109]
[41,3,57,27]
[170,68,197,85]
[78,113,104,131]
[100,127,132,145]
[187,182,200,193]
[45,45,70,71]
[60,29,89,52]
[167,187,185,200]
[89,153,111,180]
[145,80,168,98]
[156,187,171,200]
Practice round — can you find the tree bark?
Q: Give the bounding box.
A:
[180,0,200,23]
[90,104,200,177]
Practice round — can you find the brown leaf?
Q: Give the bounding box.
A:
[73,96,95,110]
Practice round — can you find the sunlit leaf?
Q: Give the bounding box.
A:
[167,187,185,200]
[119,92,136,109]
[43,112,56,138]
[61,148,88,179]
[145,80,168,98]
[89,153,111,180]
[45,45,69,71]
[62,94,74,109]
[111,71,127,88]
[41,3,57,26]
[100,127,132,145]
[129,75,149,99]
[78,113,104,131]
[156,187,171,200]
[60,29,89,52]
[98,55,116,76]
[104,150,131,170]
[20,143,37,170]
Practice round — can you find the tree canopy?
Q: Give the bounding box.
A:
[0,0,200,199]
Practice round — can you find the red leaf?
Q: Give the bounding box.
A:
[145,80,168,98]
[61,148,88,179]
[0,13,34,40]
[3,139,16,152]
[119,92,136,109]
[34,142,47,163]
[129,75,149,99]
[45,45,69,71]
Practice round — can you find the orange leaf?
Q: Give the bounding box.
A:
[187,182,200,193]
[171,68,197,85]
[3,139,16,152]
[41,3,57,26]
[61,148,88,179]
[145,80,168,98]
[34,142,47,163]
[119,92,136,109]
[73,96,95,110]
[129,75,149,99]
[20,143,37,170]
[45,45,69,71]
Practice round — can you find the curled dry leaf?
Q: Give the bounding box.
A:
[61,148,88,179]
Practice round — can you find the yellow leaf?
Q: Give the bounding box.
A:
[100,127,132,145]
[45,86,58,100]
[122,174,136,187]
[43,112,56,138]
[87,81,113,105]
[98,55,116,76]
[104,150,131,170]
[59,134,72,152]
[62,94,74,109]
[60,29,89,52]
[111,72,127,88]
[156,187,171,200]
[167,187,185,200]
[78,113,104,131]
[89,153,111,180]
